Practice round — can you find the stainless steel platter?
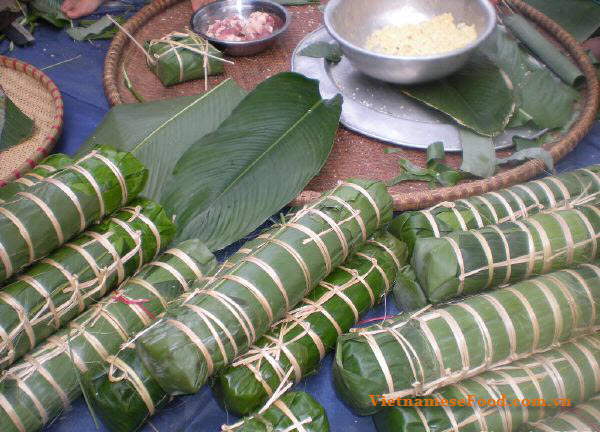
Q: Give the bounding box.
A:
[291,26,540,152]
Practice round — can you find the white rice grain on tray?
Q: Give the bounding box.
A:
[366,13,477,56]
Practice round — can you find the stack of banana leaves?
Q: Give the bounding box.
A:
[0,154,73,203]
[521,393,600,431]
[221,392,330,432]
[390,165,600,309]
[372,333,600,431]
[334,262,600,415]
[83,230,406,431]
[134,179,393,395]
[0,239,217,432]
[0,146,148,283]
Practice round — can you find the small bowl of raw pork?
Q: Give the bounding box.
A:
[324,0,496,84]
[191,0,290,56]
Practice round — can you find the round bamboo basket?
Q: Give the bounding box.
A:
[104,0,599,210]
[0,56,64,186]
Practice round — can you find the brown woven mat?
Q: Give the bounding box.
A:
[0,56,63,186]
[104,0,599,210]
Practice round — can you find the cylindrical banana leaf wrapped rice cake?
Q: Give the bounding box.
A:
[0,198,175,370]
[334,262,600,415]
[137,179,393,395]
[390,165,600,254]
[216,231,406,416]
[79,231,403,431]
[521,393,600,431]
[0,154,73,203]
[373,333,600,431]
[0,146,147,283]
[145,32,225,87]
[413,203,600,304]
[221,392,330,432]
[0,240,216,432]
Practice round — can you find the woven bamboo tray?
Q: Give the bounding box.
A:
[0,56,64,186]
[104,0,599,210]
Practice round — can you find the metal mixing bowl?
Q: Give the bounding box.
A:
[324,0,496,84]
[191,0,290,57]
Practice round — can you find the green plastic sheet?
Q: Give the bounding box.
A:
[390,165,600,255]
[216,231,406,416]
[145,32,225,87]
[0,239,216,432]
[0,197,175,370]
[0,154,73,203]
[413,203,600,304]
[221,392,330,432]
[0,146,148,283]
[521,393,600,431]
[334,262,600,415]
[137,179,393,395]
[373,333,600,431]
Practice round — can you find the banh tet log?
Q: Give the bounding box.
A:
[413,203,600,304]
[221,392,330,432]
[0,197,175,370]
[145,32,225,87]
[136,179,393,395]
[79,231,402,431]
[216,231,406,416]
[0,146,148,283]
[373,333,600,432]
[0,154,73,203]
[390,165,600,255]
[0,240,216,432]
[334,262,600,415]
[80,242,274,432]
[521,393,600,431]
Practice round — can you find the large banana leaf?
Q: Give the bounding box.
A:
[402,55,515,137]
[80,79,246,201]
[0,88,34,151]
[164,72,343,250]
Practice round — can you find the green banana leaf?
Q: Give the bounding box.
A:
[402,55,515,137]
[521,393,600,431]
[30,0,69,27]
[80,80,246,201]
[78,230,402,431]
[0,146,147,284]
[503,13,583,86]
[164,72,343,250]
[373,333,600,431]
[335,262,600,415]
[137,179,392,395]
[459,129,496,178]
[481,28,578,130]
[66,15,123,41]
[0,240,215,432]
[0,197,176,370]
[0,88,34,152]
[216,231,407,416]
[523,0,600,43]
[0,154,73,203]
[221,392,330,432]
